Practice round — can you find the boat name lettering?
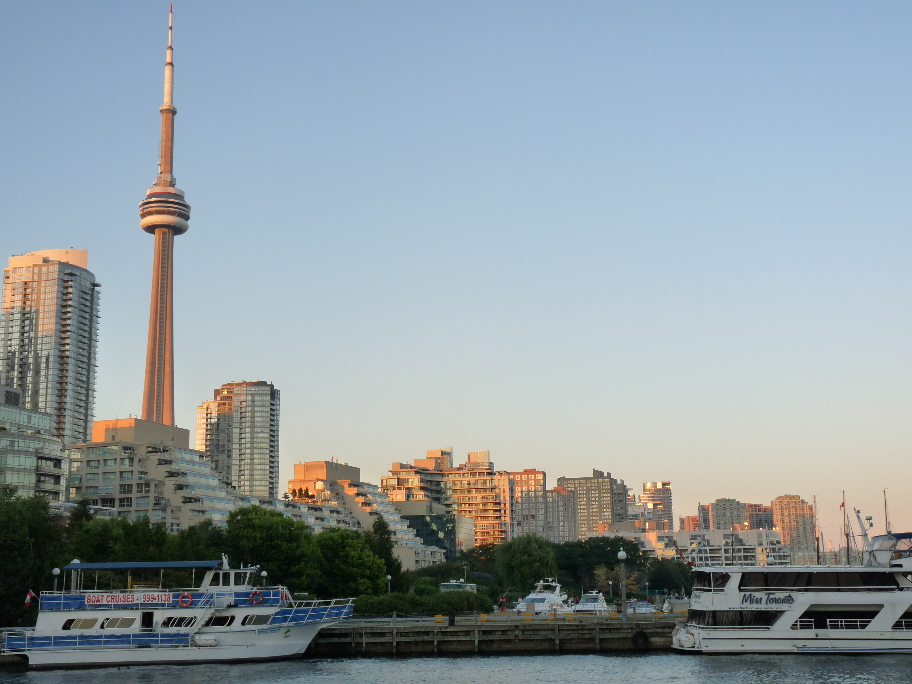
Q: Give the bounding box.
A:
[740,593,795,606]
[84,593,176,605]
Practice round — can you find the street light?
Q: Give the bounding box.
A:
[618,549,628,622]
[387,574,392,594]
[608,580,613,598]
[52,568,60,593]
[645,581,650,602]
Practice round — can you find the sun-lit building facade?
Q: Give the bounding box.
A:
[0,250,99,446]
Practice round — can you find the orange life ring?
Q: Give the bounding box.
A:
[178,593,193,607]
[249,590,264,605]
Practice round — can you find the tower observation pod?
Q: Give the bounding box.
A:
[140,4,190,426]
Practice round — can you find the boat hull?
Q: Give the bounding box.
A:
[22,622,323,669]
[672,627,912,654]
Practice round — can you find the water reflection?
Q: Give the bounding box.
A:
[6,653,912,684]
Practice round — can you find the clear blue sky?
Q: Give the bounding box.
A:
[3,1,911,544]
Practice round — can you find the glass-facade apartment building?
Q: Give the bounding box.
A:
[196,381,280,499]
[0,250,99,445]
[0,385,67,500]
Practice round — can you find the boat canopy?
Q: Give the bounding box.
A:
[63,561,222,571]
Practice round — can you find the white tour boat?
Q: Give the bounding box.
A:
[572,591,611,614]
[673,531,912,654]
[515,579,571,615]
[0,557,353,669]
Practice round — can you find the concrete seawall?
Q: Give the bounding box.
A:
[308,616,678,656]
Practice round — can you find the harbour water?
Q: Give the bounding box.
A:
[5,653,912,684]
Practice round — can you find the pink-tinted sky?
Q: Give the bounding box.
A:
[3,2,912,544]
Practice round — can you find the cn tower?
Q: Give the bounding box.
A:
[140,4,190,425]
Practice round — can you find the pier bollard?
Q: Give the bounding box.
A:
[480,614,488,622]
[524,613,532,622]
[435,615,443,624]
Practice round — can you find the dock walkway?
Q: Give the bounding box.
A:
[308,614,679,656]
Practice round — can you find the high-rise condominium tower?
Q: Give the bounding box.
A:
[140,6,191,426]
[0,250,99,444]
[196,381,280,499]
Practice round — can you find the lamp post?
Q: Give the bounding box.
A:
[52,568,60,593]
[261,570,268,585]
[608,580,613,598]
[618,549,627,622]
[387,574,392,594]
[645,581,649,602]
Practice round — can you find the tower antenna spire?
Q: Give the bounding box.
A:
[139,3,191,426]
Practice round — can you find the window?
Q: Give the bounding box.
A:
[85,473,99,484]
[62,618,97,630]
[210,572,220,586]
[101,617,136,629]
[86,460,100,470]
[120,457,134,467]
[120,471,133,481]
[103,458,117,468]
[100,498,115,508]
[202,615,235,627]
[102,472,116,482]
[161,616,196,628]
[118,497,132,508]
[119,484,133,495]
[135,497,150,508]
[241,614,272,626]
[136,483,151,494]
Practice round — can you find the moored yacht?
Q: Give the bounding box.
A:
[1,557,353,669]
[672,532,912,654]
[515,579,571,615]
[572,591,611,614]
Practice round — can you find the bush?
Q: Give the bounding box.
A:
[354,591,495,615]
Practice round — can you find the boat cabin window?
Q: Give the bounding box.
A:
[692,571,731,591]
[101,617,136,629]
[241,614,272,626]
[162,616,197,628]
[688,610,783,627]
[234,572,249,586]
[739,572,898,592]
[62,618,98,630]
[203,615,236,627]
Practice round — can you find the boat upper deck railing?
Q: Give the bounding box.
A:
[37,588,287,611]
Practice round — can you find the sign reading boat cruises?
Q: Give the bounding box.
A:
[84,593,175,605]
[740,593,795,608]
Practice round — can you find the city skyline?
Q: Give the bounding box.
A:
[3,3,912,543]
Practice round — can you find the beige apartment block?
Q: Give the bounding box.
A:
[556,470,628,540]
[68,419,236,532]
[772,494,816,553]
[545,487,577,543]
[510,468,547,538]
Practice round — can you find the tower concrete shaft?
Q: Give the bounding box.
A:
[140,4,190,425]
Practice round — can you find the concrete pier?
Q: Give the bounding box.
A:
[308,615,677,656]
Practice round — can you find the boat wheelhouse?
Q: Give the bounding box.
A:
[673,553,912,653]
[1,558,353,669]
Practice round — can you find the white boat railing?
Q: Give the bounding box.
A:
[2,630,194,652]
[827,619,872,630]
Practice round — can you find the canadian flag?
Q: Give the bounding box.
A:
[839,502,845,509]
[24,589,37,607]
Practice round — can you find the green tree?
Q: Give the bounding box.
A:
[363,516,403,591]
[224,506,319,593]
[0,487,66,627]
[67,499,95,527]
[312,528,385,598]
[553,536,644,586]
[164,519,225,562]
[645,559,693,594]
[495,534,557,593]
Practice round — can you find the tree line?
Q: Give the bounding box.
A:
[0,486,693,625]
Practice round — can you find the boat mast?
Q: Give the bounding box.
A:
[884,489,892,535]
[843,491,850,566]
[813,495,821,565]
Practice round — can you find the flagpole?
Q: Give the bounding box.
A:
[842,491,850,566]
